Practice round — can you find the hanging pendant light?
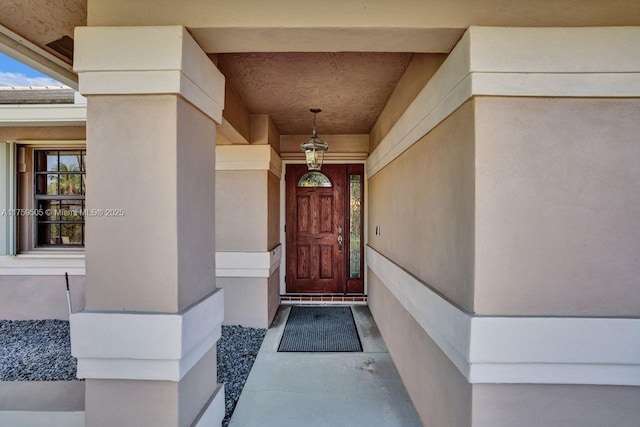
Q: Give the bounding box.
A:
[301,108,328,170]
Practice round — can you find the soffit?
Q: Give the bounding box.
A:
[0,0,87,64]
[217,52,414,135]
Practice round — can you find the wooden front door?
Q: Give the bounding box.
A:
[286,164,364,294]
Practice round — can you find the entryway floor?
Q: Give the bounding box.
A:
[229,305,422,427]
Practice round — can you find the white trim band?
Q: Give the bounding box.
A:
[74,26,225,124]
[216,145,282,179]
[367,26,640,178]
[0,250,283,277]
[0,254,85,275]
[216,246,281,278]
[70,288,224,381]
[367,246,640,386]
[0,105,86,127]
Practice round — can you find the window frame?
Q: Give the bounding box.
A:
[14,141,87,254]
[33,149,86,248]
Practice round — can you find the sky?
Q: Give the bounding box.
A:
[0,52,65,87]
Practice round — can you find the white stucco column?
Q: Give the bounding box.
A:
[70,26,225,427]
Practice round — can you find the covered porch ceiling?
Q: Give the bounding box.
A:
[216,52,414,135]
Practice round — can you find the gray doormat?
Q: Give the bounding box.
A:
[278,306,362,352]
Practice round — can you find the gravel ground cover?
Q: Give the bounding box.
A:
[0,320,266,427]
[0,319,77,381]
[218,325,267,427]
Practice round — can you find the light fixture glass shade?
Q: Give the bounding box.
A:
[301,108,328,170]
[301,136,328,170]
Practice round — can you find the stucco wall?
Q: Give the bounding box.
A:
[250,114,280,152]
[88,0,640,29]
[369,53,446,151]
[85,95,178,312]
[368,100,475,312]
[280,134,369,156]
[474,97,640,316]
[216,170,268,252]
[0,275,85,320]
[217,269,280,328]
[176,97,218,311]
[85,344,217,427]
[368,269,472,427]
[86,95,216,313]
[267,171,280,251]
[472,383,640,427]
[223,84,251,143]
[216,166,280,328]
[0,381,84,411]
[267,267,280,325]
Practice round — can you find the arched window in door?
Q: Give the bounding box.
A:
[297,171,332,187]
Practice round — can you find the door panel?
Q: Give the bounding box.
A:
[286,164,364,294]
[297,196,310,232]
[286,164,345,293]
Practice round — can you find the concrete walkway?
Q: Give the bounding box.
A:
[229,305,422,427]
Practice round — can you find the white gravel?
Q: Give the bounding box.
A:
[0,320,266,427]
[218,325,266,427]
[0,320,77,381]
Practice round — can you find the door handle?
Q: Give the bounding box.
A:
[338,235,343,245]
[337,235,343,252]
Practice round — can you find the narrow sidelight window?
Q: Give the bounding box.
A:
[349,174,361,279]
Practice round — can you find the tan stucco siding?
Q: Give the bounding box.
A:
[0,275,85,320]
[85,95,179,312]
[474,97,640,316]
[215,170,268,252]
[85,344,217,427]
[0,381,85,411]
[267,267,280,325]
[176,97,218,311]
[216,268,280,328]
[369,53,446,152]
[88,0,640,28]
[267,171,280,251]
[368,269,472,427]
[223,84,251,143]
[368,100,475,312]
[472,383,640,427]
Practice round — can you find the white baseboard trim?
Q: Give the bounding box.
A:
[71,288,224,381]
[216,246,281,278]
[367,246,640,386]
[0,411,84,427]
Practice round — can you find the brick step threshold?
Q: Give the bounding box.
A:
[281,294,367,304]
